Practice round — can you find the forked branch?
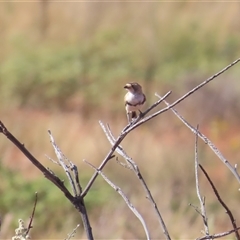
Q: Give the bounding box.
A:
[81,90,172,197]
[100,121,171,240]
[0,122,93,240]
[0,121,73,201]
[127,58,240,133]
[197,227,240,240]
[84,160,151,240]
[194,127,210,237]
[158,95,240,184]
[82,57,240,197]
[199,164,240,240]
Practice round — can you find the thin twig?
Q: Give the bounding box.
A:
[47,130,93,240]
[48,130,78,196]
[71,163,83,195]
[48,131,83,195]
[116,157,132,170]
[157,95,240,184]
[84,160,151,240]
[189,203,202,216]
[82,59,240,197]
[26,192,38,235]
[0,121,73,200]
[65,224,81,240]
[126,58,240,133]
[194,126,210,237]
[101,121,171,240]
[0,122,93,240]
[197,226,240,240]
[104,123,135,167]
[199,164,240,240]
[81,90,171,197]
[45,154,60,165]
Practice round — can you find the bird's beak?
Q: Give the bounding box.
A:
[124,83,131,89]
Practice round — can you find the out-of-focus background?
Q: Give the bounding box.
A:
[1,2,240,239]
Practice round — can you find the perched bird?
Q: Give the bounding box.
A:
[124,82,146,123]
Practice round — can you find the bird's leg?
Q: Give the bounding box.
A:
[126,112,131,124]
[131,111,137,119]
[138,110,143,118]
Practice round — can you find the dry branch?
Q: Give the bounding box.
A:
[127,58,240,133]
[26,192,38,236]
[65,224,81,240]
[197,226,240,240]
[100,121,171,240]
[194,127,210,237]
[199,164,240,240]
[0,122,73,200]
[48,130,79,196]
[82,58,240,198]
[84,160,151,240]
[0,122,93,240]
[81,91,172,197]
[157,95,240,184]
[47,130,92,239]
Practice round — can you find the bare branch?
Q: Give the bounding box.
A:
[47,130,93,240]
[81,141,118,197]
[127,58,240,133]
[65,224,81,240]
[81,90,172,197]
[157,95,240,184]
[70,163,83,195]
[47,131,82,195]
[103,122,135,167]
[197,227,240,240]
[45,154,60,165]
[199,164,240,240]
[84,160,151,240]
[194,127,210,237]
[101,121,171,240]
[0,121,73,201]
[26,192,38,236]
[48,130,78,196]
[189,203,203,217]
[0,122,93,240]
[82,59,240,197]
[82,91,172,197]
[115,157,132,170]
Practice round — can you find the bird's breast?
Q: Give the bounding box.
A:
[125,92,145,105]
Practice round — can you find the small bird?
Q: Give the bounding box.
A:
[124,82,146,123]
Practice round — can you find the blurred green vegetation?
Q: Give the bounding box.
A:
[0,162,116,237]
[0,2,240,114]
